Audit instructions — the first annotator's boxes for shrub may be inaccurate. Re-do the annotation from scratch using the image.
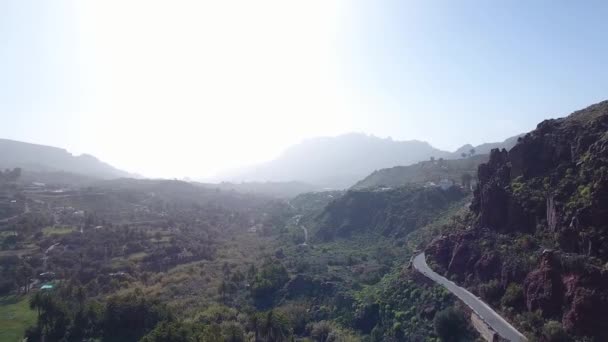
[542,320,570,342]
[501,283,524,310]
[433,307,468,342]
[478,280,503,306]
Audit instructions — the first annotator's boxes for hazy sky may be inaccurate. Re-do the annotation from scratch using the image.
[2,1,608,178]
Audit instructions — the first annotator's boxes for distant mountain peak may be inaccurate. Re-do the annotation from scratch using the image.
[217,132,521,189]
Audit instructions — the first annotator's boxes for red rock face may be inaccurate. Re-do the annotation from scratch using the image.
[425,235,456,272]
[523,252,563,318]
[561,269,608,339]
[471,148,535,233]
[474,252,500,282]
[425,101,608,340]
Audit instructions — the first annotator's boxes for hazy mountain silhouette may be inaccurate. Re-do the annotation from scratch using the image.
[451,134,522,157]
[219,133,521,189]
[0,138,134,179]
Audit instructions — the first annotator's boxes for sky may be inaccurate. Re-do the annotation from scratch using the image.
[2,1,608,178]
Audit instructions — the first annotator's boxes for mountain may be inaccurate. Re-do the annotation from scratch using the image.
[451,134,522,158]
[424,100,608,340]
[351,135,521,190]
[219,133,521,189]
[0,139,134,180]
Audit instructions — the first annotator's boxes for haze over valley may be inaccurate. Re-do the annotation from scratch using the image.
[3,2,608,342]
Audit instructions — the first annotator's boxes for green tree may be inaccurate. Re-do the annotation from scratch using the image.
[101,291,171,342]
[251,260,289,306]
[542,321,570,342]
[16,262,33,294]
[434,307,468,342]
[75,286,86,311]
[261,310,291,342]
[310,321,332,342]
[222,322,245,342]
[501,283,524,310]
[248,313,262,342]
[140,321,192,342]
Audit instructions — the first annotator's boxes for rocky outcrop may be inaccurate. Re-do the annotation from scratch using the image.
[523,251,563,318]
[474,252,501,282]
[522,251,608,340]
[561,271,608,339]
[470,148,534,233]
[425,101,608,340]
[425,231,483,281]
[353,303,380,334]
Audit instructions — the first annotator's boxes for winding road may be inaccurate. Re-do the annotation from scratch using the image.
[413,253,527,342]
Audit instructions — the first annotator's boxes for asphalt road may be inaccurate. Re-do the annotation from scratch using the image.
[413,253,527,342]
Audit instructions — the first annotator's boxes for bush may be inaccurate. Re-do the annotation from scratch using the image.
[478,280,503,306]
[140,321,192,342]
[542,321,570,342]
[433,307,468,342]
[309,321,332,342]
[251,259,289,305]
[501,283,524,310]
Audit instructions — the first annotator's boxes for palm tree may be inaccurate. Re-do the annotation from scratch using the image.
[16,264,33,294]
[262,310,290,342]
[218,280,227,304]
[29,292,44,320]
[248,313,261,342]
[76,286,86,311]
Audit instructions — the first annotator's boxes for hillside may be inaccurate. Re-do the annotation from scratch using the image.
[425,100,608,341]
[314,186,467,240]
[196,181,319,199]
[352,154,487,190]
[0,139,133,180]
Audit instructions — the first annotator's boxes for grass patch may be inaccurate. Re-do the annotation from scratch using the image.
[0,295,36,342]
[42,226,74,236]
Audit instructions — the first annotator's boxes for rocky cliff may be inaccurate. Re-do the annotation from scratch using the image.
[425,100,608,340]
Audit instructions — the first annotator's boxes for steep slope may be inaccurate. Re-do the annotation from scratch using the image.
[425,100,608,341]
[0,139,133,179]
[314,186,467,240]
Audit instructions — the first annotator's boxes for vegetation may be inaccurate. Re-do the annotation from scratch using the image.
[1,167,475,341]
[352,155,485,190]
[433,307,471,342]
[0,295,37,342]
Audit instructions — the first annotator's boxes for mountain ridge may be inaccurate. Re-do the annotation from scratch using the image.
[0,138,135,180]
[219,132,522,189]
